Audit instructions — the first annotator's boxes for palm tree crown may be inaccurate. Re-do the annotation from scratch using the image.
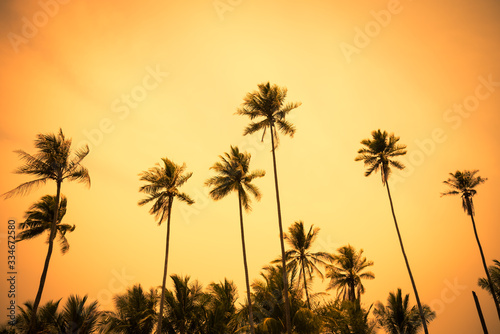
[138,157,194,224]
[282,221,333,308]
[326,245,375,302]
[18,195,74,254]
[236,82,301,147]
[374,289,436,334]
[205,146,265,211]
[354,129,407,185]
[3,128,90,199]
[441,169,487,216]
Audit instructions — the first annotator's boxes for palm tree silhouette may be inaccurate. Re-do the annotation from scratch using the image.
[374,289,436,334]
[237,82,301,334]
[205,146,265,333]
[18,195,74,253]
[138,158,195,334]
[99,284,157,333]
[442,170,500,319]
[60,295,100,334]
[326,245,374,302]
[206,279,239,333]
[355,129,429,334]
[162,275,207,334]
[2,129,90,333]
[478,260,500,303]
[281,221,333,308]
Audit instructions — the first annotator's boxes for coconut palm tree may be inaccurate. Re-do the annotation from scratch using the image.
[442,170,500,319]
[99,284,157,334]
[279,221,333,309]
[2,128,90,333]
[17,195,74,253]
[326,245,375,302]
[249,264,320,334]
[319,299,377,334]
[478,260,500,302]
[374,289,436,334]
[138,158,194,334]
[355,129,429,334]
[205,146,265,333]
[206,279,239,333]
[59,295,100,334]
[162,275,208,334]
[237,82,301,334]
[16,299,63,333]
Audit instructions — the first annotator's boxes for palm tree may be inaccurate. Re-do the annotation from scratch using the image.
[237,82,301,334]
[2,129,90,333]
[99,284,157,334]
[206,279,239,333]
[249,264,320,334]
[16,299,63,333]
[279,221,332,309]
[319,299,377,334]
[478,260,500,302]
[138,158,194,334]
[18,195,74,253]
[326,245,375,302]
[355,129,429,334]
[374,289,436,334]
[205,146,265,333]
[162,275,208,334]
[442,170,500,319]
[60,295,100,334]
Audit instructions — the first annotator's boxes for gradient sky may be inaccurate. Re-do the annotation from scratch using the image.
[1,1,500,332]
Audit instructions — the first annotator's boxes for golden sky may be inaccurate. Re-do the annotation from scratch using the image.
[1,0,500,332]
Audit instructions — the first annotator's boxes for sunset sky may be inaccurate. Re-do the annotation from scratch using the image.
[1,0,500,332]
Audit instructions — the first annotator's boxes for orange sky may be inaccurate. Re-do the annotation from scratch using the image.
[1,0,499,332]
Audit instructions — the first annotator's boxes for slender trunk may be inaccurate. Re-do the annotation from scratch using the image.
[157,197,173,334]
[238,191,256,334]
[472,291,489,334]
[269,124,292,334]
[470,213,500,320]
[301,263,311,309]
[385,182,429,334]
[29,181,61,334]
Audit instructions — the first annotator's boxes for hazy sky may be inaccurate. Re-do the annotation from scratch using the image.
[1,1,499,332]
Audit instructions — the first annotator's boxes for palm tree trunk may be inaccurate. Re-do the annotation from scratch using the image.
[301,264,311,309]
[269,124,292,334]
[238,192,256,334]
[157,197,173,334]
[385,182,429,334]
[29,181,61,334]
[470,214,500,320]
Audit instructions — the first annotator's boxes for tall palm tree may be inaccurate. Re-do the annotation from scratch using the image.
[99,284,157,334]
[18,195,74,253]
[442,170,500,319]
[374,289,436,334]
[478,260,500,302]
[205,146,265,333]
[2,128,90,333]
[138,158,194,334]
[326,245,375,302]
[237,82,301,334]
[355,129,429,334]
[280,221,333,309]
